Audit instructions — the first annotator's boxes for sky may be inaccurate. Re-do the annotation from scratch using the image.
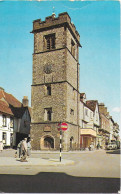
[0,1,120,127]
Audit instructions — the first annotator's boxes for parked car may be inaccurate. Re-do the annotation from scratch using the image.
[116,141,120,149]
[106,142,117,150]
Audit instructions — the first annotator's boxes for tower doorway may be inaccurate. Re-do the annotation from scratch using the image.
[43,136,54,149]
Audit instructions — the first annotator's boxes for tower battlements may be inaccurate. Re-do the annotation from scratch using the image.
[32,12,80,45]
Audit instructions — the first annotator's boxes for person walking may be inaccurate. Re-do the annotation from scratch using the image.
[17,141,22,158]
[97,142,100,150]
[0,141,4,152]
[21,138,28,162]
[27,140,31,157]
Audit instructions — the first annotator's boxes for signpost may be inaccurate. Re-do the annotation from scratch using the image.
[58,122,68,162]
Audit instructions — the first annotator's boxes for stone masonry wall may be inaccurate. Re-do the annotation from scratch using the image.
[31,82,67,123]
[66,83,78,125]
[31,123,60,150]
[32,49,66,85]
[31,123,79,150]
[31,13,81,150]
[34,26,66,53]
[63,123,79,151]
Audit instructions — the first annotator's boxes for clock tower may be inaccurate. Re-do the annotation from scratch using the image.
[31,12,81,150]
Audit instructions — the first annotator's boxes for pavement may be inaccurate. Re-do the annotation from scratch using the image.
[0,157,75,166]
[0,149,100,167]
[0,148,119,167]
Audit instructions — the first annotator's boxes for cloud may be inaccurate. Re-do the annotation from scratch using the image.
[112,107,121,113]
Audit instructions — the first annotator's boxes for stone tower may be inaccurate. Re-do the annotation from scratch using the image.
[31,12,81,150]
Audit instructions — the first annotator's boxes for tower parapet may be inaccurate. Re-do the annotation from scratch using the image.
[32,12,81,47]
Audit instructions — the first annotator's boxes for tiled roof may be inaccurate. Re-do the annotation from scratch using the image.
[86,100,98,112]
[0,90,22,107]
[10,106,27,118]
[0,90,31,118]
[0,100,13,116]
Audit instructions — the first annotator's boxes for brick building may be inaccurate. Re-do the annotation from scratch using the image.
[31,12,82,150]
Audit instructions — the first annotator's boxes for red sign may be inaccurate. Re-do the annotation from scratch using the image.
[58,123,68,131]
[58,123,61,131]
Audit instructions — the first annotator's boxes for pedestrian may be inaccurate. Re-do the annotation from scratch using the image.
[0,141,4,152]
[89,142,94,151]
[17,141,22,158]
[97,142,100,150]
[27,140,31,157]
[20,138,28,162]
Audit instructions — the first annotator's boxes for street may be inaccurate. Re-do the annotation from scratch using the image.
[0,149,120,193]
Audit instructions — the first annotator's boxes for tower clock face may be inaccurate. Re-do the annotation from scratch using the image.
[44,64,52,74]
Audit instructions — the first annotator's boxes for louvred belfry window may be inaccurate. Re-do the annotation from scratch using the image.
[44,34,55,50]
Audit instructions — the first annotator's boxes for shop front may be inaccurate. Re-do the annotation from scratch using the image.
[80,128,96,149]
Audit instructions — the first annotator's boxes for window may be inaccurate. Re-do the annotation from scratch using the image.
[47,85,51,96]
[96,112,98,121]
[2,132,6,144]
[85,109,88,116]
[71,39,75,57]
[3,115,7,127]
[44,85,51,96]
[44,34,55,50]
[44,108,52,121]
[24,120,27,127]
[10,117,14,128]
[70,109,74,115]
[90,112,93,119]
[73,88,75,100]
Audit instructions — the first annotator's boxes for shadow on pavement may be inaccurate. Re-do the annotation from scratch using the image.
[0,172,120,193]
[106,149,120,155]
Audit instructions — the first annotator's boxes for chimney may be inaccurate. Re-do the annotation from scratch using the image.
[22,96,29,107]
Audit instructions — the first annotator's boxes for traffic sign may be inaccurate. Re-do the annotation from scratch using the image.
[58,122,68,131]
[61,122,68,131]
[58,123,61,131]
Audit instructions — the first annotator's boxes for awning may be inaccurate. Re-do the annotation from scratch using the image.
[80,128,96,137]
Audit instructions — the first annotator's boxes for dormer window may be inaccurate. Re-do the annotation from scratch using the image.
[44,34,55,50]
